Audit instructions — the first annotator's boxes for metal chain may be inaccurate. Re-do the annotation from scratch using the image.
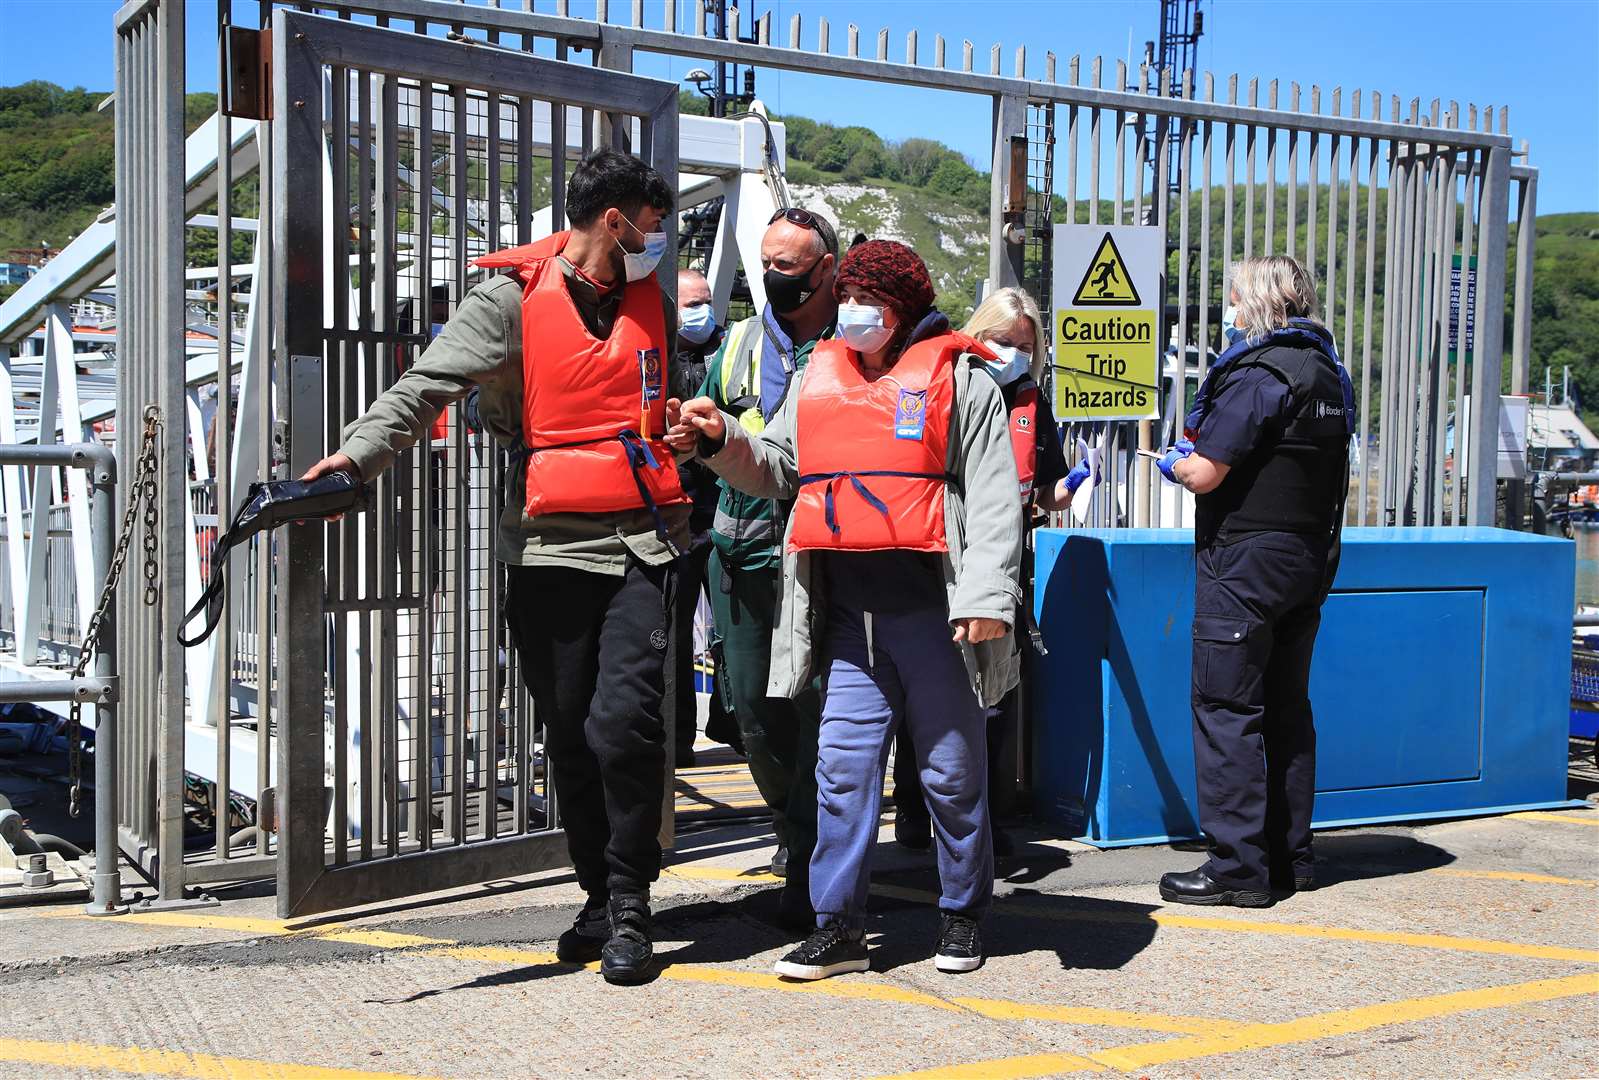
[67,406,163,818]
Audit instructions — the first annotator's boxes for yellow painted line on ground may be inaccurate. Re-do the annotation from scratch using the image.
[992,897,1599,965]
[1430,867,1598,888]
[314,929,448,949]
[1089,971,1599,1071]
[664,865,783,884]
[1139,909,1599,965]
[876,973,1599,1080]
[874,1052,1106,1080]
[105,912,295,936]
[1508,811,1599,828]
[64,911,449,952]
[0,1037,443,1080]
[950,999,1248,1035]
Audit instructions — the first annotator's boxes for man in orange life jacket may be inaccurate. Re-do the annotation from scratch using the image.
[302,149,686,986]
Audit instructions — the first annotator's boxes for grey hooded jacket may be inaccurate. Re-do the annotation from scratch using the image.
[702,351,1025,707]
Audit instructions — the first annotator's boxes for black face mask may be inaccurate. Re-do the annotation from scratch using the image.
[763,256,825,315]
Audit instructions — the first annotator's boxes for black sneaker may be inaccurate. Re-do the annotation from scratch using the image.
[935,912,984,973]
[773,920,869,981]
[554,898,609,964]
[599,894,654,985]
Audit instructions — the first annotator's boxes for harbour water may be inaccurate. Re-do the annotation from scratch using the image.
[1568,527,1599,607]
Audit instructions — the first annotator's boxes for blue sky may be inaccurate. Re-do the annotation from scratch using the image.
[2,0,1595,214]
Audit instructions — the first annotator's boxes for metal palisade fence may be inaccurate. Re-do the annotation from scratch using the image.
[97,0,1533,915]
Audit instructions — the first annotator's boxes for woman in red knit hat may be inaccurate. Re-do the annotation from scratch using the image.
[667,240,1024,979]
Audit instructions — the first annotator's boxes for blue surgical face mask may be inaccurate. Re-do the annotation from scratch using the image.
[679,302,717,345]
[1221,304,1246,347]
[982,344,1031,385]
[615,215,669,282]
[837,302,894,354]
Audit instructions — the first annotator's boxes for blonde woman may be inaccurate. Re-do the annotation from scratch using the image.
[891,287,1089,857]
[1157,255,1354,908]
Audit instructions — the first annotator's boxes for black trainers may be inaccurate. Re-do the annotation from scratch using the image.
[555,898,610,964]
[599,894,654,985]
[935,912,984,973]
[773,920,869,981]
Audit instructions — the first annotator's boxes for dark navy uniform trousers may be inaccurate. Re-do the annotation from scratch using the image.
[1191,531,1333,890]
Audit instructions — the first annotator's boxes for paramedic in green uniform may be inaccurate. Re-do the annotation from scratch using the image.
[699,207,838,927]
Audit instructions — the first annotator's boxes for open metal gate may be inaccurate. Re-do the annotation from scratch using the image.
[272,10,679,917]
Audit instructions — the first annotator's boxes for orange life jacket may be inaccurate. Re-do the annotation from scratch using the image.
[473,233,686,536]
[1008,379,1040,506]
[788,331,994,553]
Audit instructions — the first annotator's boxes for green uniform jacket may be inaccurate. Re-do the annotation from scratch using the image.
[696,314,830,573]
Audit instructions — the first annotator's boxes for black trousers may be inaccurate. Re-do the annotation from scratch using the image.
[505,559,674,899]
[1191,531,1332,890]
[672,542,712,761]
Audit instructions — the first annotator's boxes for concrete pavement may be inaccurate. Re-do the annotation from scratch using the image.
[1,754,1596,1079]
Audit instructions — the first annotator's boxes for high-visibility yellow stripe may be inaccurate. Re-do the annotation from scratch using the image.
[1089,971,1599,1070]
[876,973,1599,1080]
[664,865,783,884]
[991,897,1599,965]
[949,999,1249,1035]
[109,912,294,935]
[314,929,448,949]
[1508,811,1599,828]
[1430,867,1598,887]
[0,1037,443,1080]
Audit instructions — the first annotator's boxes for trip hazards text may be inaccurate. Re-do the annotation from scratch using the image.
[1053,308,1160,420]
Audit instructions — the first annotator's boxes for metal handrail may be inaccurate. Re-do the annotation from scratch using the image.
[0,441,125,915]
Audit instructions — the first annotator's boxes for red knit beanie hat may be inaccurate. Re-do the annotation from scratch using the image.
[833,240,936,327]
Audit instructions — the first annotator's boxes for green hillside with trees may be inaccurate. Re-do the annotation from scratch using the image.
[4,80,1594,427]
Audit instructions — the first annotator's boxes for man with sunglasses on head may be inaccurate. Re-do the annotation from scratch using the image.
[302,149,684,986]
[694,206,839,929]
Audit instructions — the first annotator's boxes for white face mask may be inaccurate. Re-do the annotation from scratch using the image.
[837,302,894,354]
[982,344,1032,385]
[679,302,717,345]
[615,215,669,282]
[1221,304,1246,347]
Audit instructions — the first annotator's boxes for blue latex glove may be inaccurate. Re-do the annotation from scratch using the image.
[1157,438,1195,484]
[1064,459,1092,495]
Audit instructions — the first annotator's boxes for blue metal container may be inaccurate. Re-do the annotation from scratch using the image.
[1032,527,1581,846]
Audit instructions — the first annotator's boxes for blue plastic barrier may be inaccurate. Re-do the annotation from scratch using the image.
[1032,527,1580,846]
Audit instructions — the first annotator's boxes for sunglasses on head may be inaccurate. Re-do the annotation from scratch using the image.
[768,208,835,253]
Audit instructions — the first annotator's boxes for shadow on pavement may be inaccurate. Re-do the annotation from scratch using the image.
[1304,832,1456,886]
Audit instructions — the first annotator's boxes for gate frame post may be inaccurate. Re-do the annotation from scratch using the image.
[989,93,1028,293]
[273,12,333,918]
[1466,143,1511,527]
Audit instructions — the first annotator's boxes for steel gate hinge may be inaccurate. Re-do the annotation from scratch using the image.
[223,26,273,121]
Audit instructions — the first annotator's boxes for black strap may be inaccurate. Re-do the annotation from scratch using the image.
[177,472,369,646]
[177,523,243,648]
[798,469,955,537]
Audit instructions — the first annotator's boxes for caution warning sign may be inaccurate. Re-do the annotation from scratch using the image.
[1070,232,1142,306]
[1051,224,1163,420]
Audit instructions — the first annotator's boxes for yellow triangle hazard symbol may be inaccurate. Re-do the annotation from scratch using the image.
[1071,232,1141,306]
